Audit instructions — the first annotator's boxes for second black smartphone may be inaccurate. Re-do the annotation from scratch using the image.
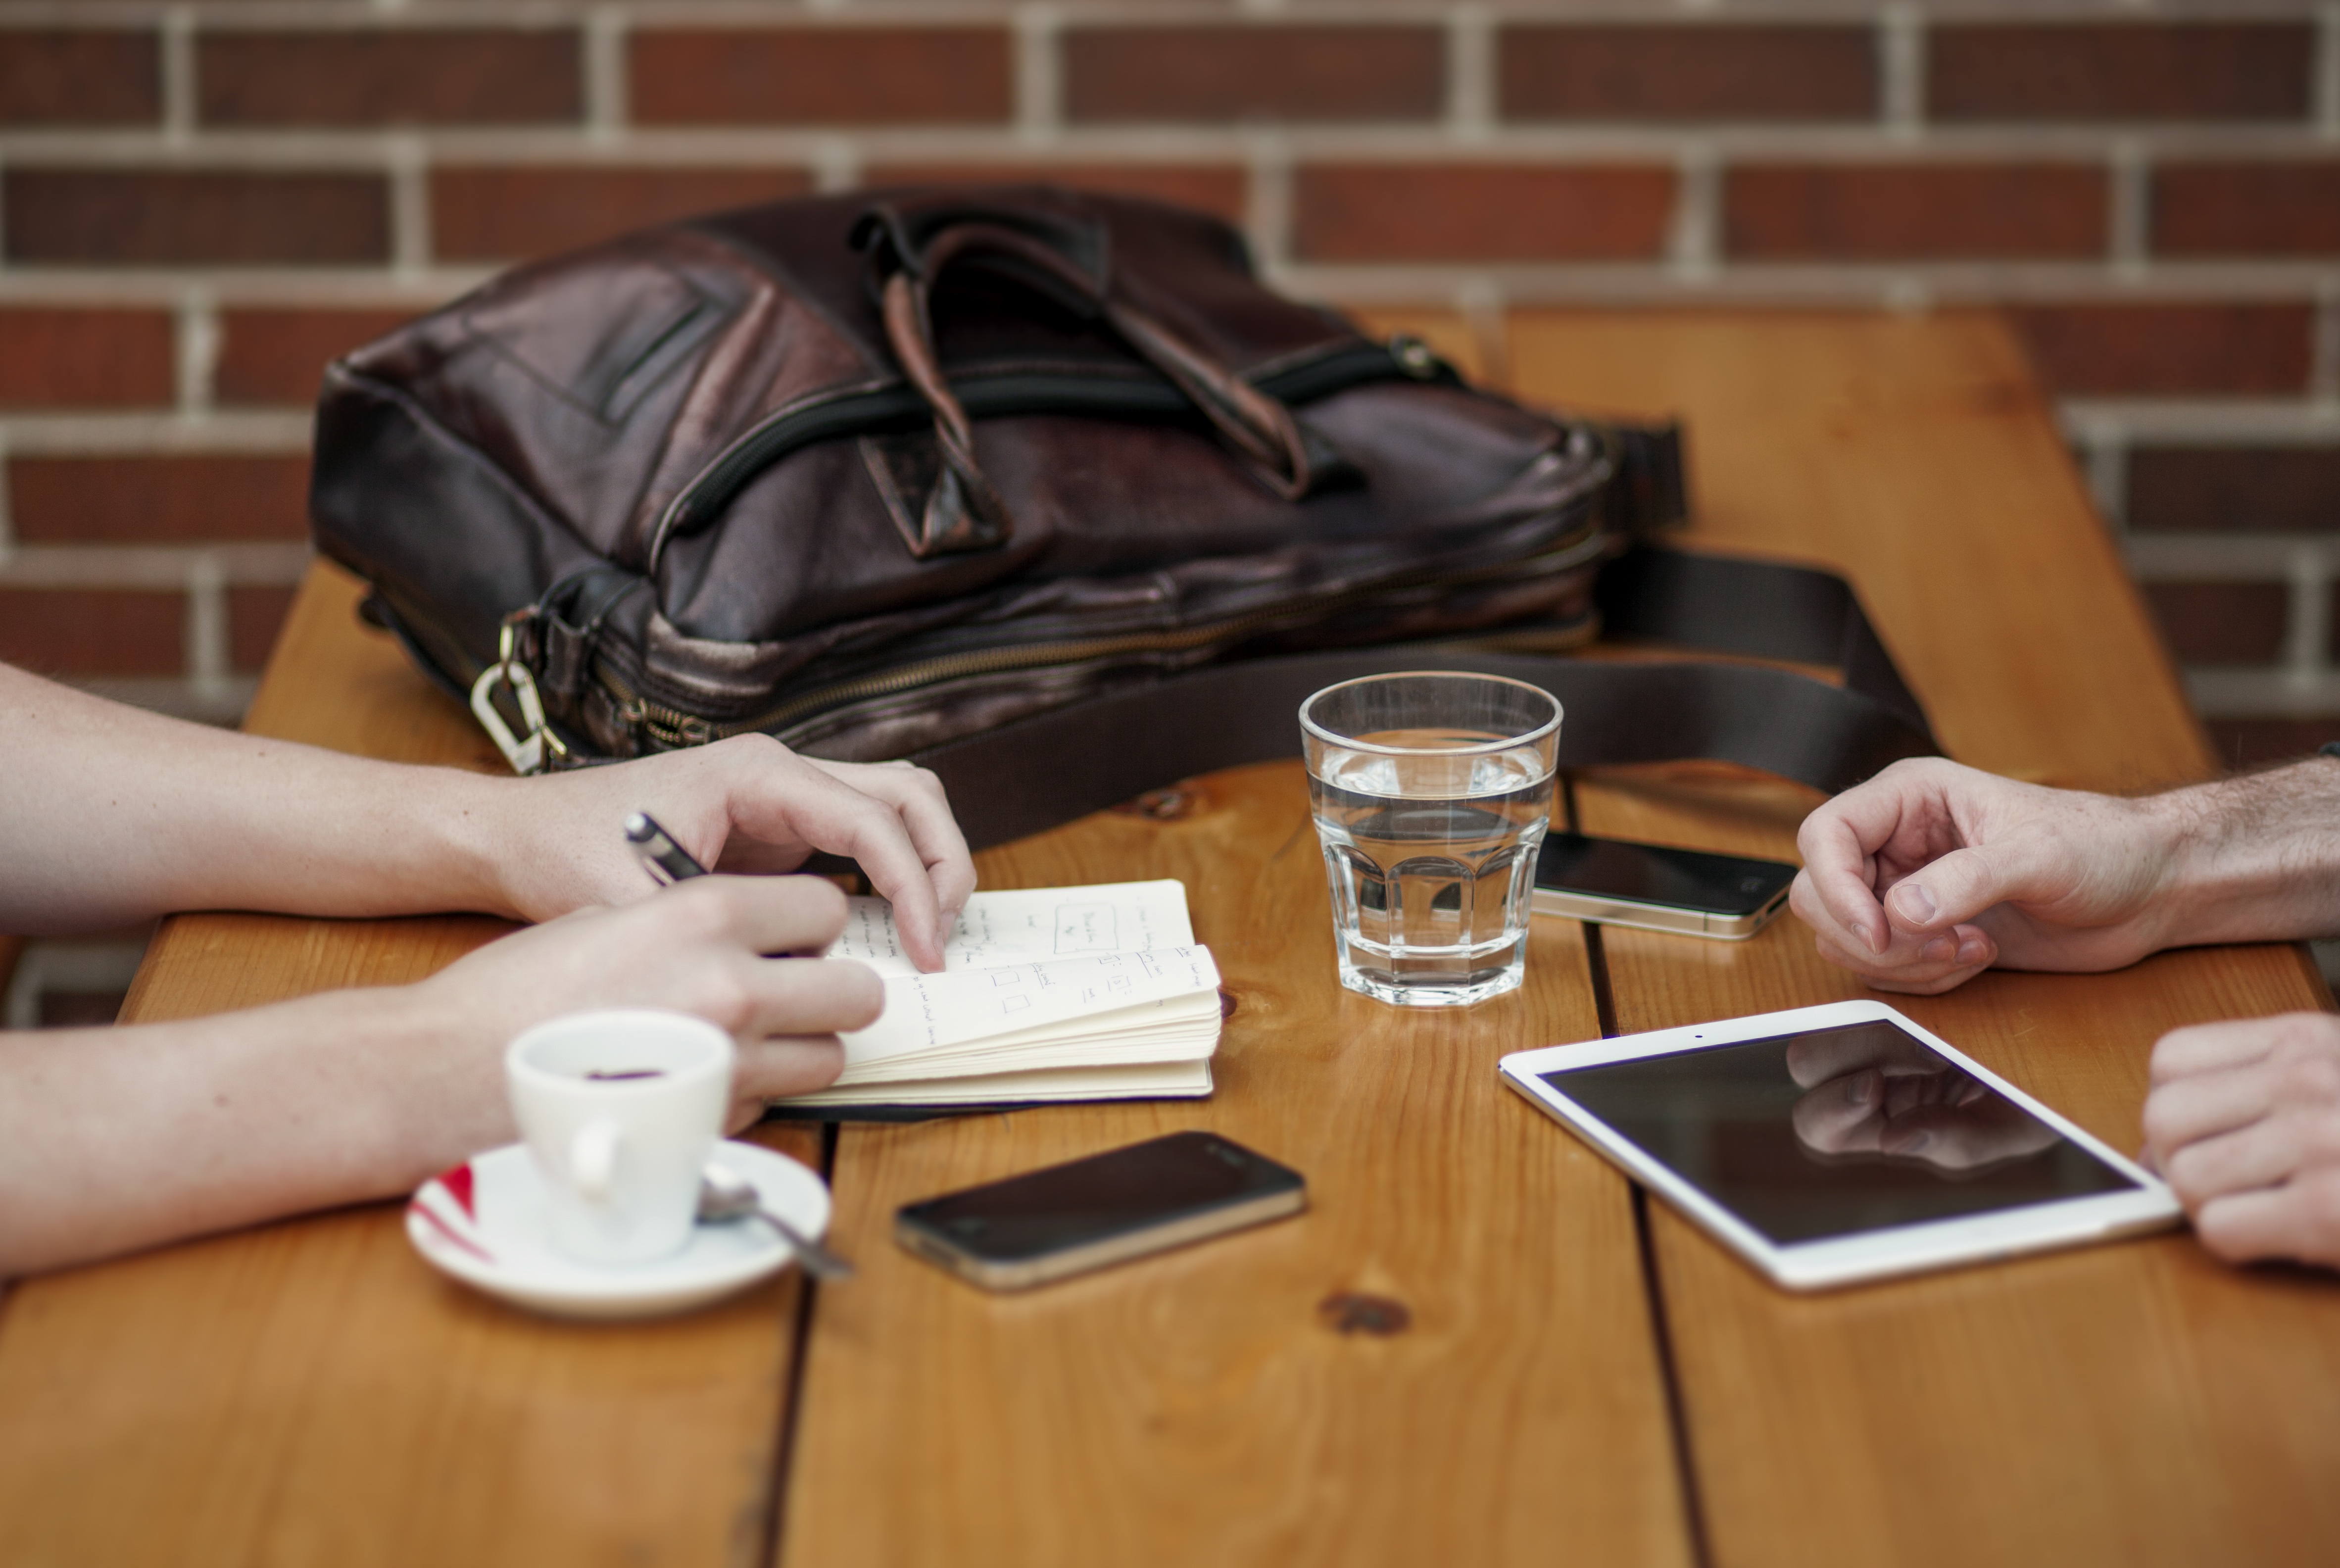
[1532,832,1798,939]
[895,1131,1307,1291]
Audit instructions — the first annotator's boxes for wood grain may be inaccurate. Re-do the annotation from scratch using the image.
[782,763,1694,1568]
[1510,311,2340,1568]
[0,561,822,1568]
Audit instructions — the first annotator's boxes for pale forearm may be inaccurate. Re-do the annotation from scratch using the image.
[2152,759,2340,949]
[0,984,501,1276]
[0,665,514,932]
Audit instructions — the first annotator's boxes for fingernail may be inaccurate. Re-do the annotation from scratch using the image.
[1900,1132,1932,1154]
[1846,1074,1873,1106]
[1920,936,1956,965]
[1956,936,1989,965]
[936,909,961,948]
[1891,882,1938,925]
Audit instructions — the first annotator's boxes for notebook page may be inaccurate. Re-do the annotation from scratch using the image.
[829,880,1195,977]
[841,946,1221,1066]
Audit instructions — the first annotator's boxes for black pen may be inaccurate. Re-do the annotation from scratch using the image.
[626,811,708,885]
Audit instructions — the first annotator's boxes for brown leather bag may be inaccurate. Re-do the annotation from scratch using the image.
[310,186,1932,844]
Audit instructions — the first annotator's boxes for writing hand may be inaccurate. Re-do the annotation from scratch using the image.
[482,735,975,972]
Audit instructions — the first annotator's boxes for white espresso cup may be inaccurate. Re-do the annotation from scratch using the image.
[505,1010,735,1267]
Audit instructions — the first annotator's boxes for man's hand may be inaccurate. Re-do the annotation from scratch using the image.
[2144,1013,2340,1271]
[478,735,975,971]
[1790,758,2184,994]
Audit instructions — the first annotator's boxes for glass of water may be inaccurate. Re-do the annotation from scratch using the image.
[1300,672,1561,1007]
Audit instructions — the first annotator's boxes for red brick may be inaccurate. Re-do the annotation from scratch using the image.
[2154,162,2340,258]
[1293,164,1674,262]
[2207,719,2340,770]
[2127,447,2340,535]
[431,166,813,263]
[2141,582,2288,665]
[0,308,175,408]
[1724,163,2105,260]
[2004,303,2314,397]
[631,29,1010,126]
[217,308,419,406]
[0,588,184,676]
[1065,26,1441,123]
[1501,25,1873,122]
[1930,24,2312,123]
[4,170,390,266]
[229,584,299,673]
[10,456,311,545]
[0,30,159,124]
[198,29,580,127]
[861,164,1249,226]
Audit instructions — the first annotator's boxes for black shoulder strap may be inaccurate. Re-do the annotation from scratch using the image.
[910,548,1938,852]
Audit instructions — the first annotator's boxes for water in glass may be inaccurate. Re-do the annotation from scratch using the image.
[1309,729,1555,1006]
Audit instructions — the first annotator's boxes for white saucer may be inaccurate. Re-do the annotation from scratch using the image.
[405,1138,833,1320]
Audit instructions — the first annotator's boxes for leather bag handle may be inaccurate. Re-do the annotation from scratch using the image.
[855,197,1322,558]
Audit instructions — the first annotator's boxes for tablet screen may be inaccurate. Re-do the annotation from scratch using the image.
[1540,1020,2141,1244]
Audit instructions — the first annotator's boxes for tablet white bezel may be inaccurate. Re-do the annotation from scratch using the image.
[1498,998,2183,1291]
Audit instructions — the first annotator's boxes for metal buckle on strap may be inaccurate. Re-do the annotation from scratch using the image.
[469,613,570,775]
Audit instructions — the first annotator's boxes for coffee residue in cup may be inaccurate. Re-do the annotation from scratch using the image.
[584,1069,666,1081]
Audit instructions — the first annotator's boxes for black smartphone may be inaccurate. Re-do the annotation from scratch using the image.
[1533,832,1798,940]
[895,1131,1307,1291]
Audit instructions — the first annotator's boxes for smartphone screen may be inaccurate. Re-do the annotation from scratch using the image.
[1536,833,1796,917]
[896,1131,1306,1288]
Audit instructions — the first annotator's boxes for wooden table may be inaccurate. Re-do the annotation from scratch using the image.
[2,312,2334,1568]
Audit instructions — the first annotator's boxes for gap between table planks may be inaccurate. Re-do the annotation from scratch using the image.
[0,563,823,1568]
[1510,311,2340,1568]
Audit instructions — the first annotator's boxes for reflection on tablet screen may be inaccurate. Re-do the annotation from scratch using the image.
[1541,1021,2139,1244]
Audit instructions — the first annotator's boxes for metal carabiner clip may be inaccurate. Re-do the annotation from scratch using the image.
[469,613,568,775]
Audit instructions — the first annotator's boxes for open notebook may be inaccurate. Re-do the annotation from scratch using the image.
[772,880,1220,1110]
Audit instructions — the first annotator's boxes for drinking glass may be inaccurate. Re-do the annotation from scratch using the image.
[1301,672,1561,1006]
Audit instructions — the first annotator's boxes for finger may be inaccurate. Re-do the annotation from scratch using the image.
[2192,1173,2340,1269]
[1809,929,1992,995]
[733,769,951,971]
[1878,1100,2058,1170]
[1791,1070,1886,1153]
[731,954,884,1040]
[2161,1115,2305,1206]
[672,875,850,958]
[2150,1013,2329,1085]
[2141,1062,2281,1157]
[812,759,976,940]
[1880,843,2027,939]
[1785,1022,1940,1087]
[1793,817,1894,955]
[733,1034,849,1102]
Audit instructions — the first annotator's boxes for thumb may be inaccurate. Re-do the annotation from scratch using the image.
[1883,845,2020,937]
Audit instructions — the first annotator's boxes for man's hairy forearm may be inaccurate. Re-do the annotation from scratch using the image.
[0,664,513,932]
[2153,758,2340,948]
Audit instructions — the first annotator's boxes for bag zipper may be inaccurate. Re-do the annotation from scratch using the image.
[593,525,1612,750]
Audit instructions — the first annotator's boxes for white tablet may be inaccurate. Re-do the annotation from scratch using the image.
[1499,1000,2182,1290]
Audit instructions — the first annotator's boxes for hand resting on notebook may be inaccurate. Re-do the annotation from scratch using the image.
[1792,753,2340,1270]
[0,662,973,1276]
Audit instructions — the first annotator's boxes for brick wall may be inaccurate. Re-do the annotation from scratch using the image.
[0,0,2333,764]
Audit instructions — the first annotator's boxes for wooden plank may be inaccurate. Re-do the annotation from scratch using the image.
[782,761,1695,1568]
[1509,311,2340,1568]
[0,561,822,1568]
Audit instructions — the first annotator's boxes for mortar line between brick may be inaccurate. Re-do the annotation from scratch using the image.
[0,427,13,562]
[1014,3,1062,145]
[1247,130,1292,281]
[2287,544,2332,688]
[161,6,196,147]
[1447,5,1493,145]
[175,286,220,418]
[1879,2,1924,140]
[388,134,431,277]
[584,5,629,143]
[2108,138,2149,279]
[2312,277,2340,404]
[186,551,230,697]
